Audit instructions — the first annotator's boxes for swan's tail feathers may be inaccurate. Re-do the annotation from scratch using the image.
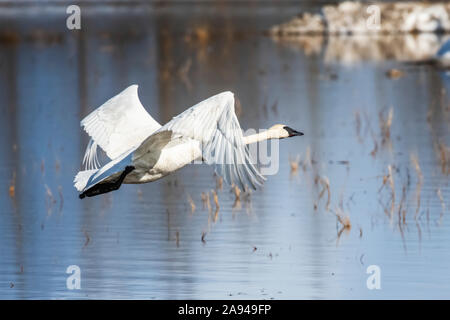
[75,149,135,198]
[74,169,98,192]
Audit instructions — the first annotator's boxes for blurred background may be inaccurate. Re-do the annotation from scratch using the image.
[0,0,449,299]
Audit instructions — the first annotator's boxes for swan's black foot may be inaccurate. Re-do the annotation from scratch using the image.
[79,166,135,199]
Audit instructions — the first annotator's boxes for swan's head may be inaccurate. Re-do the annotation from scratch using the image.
[269,124,304,139]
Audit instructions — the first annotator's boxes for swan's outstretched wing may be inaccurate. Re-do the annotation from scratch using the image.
[80,85,161,169]
[152,91,265,190]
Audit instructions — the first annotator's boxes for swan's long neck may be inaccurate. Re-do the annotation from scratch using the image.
[243,130,278,145]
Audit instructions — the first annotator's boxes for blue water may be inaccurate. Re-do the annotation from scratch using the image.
[0,2,449,299]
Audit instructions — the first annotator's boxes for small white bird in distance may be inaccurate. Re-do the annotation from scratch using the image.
[74,85,304,198]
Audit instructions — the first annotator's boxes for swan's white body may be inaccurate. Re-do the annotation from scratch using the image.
[74,85,302,197]
[129,136,202,184]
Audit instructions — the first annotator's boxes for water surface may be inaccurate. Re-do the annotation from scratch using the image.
[0,2,449,299]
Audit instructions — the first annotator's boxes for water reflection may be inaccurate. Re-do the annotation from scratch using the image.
[0,3,449,299]
[272,33,450,64]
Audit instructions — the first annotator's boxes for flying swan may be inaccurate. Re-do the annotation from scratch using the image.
[74,85,303,198]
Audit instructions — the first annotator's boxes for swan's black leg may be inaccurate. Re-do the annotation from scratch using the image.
[79,166,135,199]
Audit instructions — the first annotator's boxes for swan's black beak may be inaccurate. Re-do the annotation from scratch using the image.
[284,126,304,137]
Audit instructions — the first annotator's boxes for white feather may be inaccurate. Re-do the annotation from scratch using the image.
[146,91,266,190]
[73,169,98,192]
[80,84,161,169]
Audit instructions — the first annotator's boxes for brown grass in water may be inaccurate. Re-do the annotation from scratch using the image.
[379,108,393,145]
[201,192,212,214]
[437,189,446,223]
[231,184,243,211]
[193,26,210,44]
[395,185,408,252]
[178,58,192,91]
[58,186,64,214]
[9,171,15,198]
[83,230,90,248]
[354,110,363,143]
[289,154,300,173]
[437,142,449,175]
[213,207,219,223]
[271,100,279,115]
[398,185,407,225]
[212,189,220,210]
[201,231,207,244]
[370,136,379,157]
[9,185,15,198]
[235,98,243,117]
[232,184,241,201]
[44,184,56,216]
[319,176,331,211]
[410,154,423,219]
[215,175,223,191]
[187,193,196,214]
[55,159,61,173]
[210,190,219,223]
[386,69,404,79]
[233,185,241,201]
[360,110,380,157]
[302,147,312,171]
[379,165,395,220]
[336,210,351,230]
[388,165,396,220]
[335,207,351,245]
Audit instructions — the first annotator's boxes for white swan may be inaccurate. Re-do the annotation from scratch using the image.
[74,85,303,198]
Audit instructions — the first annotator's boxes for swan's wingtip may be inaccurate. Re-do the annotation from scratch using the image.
[128,84,139,91]
[220,91,234,99]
